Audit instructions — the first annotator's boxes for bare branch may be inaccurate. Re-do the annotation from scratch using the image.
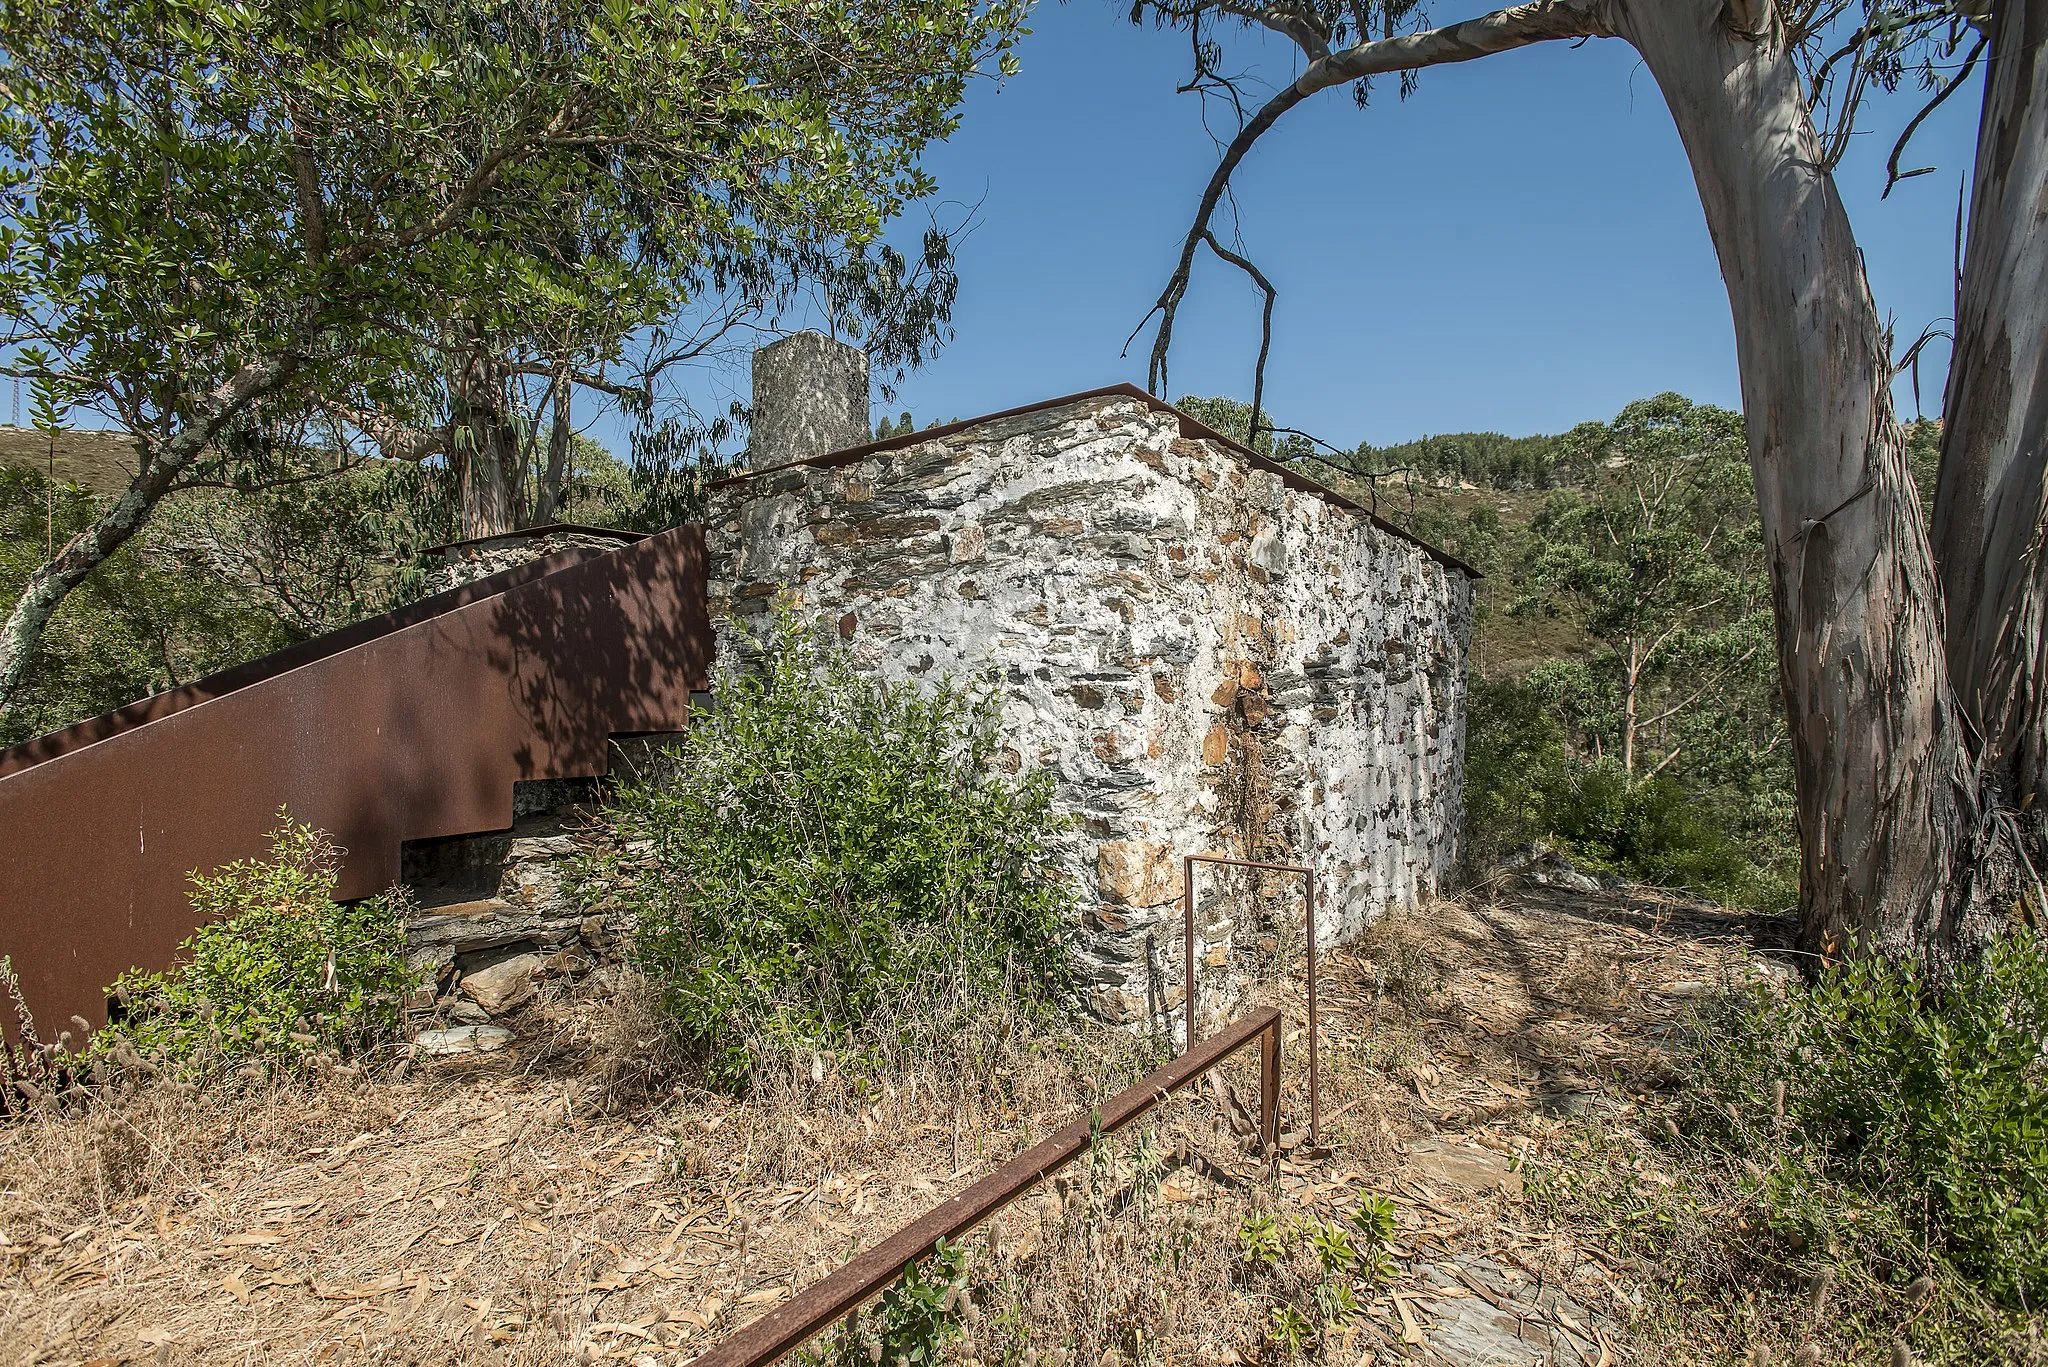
[1124,80,1308,394]
[1200,230,1277,446]
[1130,0,1616,393]
[1884,32,1986,197]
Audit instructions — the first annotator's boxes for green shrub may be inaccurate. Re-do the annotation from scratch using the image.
[1463,675,1795,907]
[598,612,1075,1086]
[1682,932,2048,1310]
[101,815,413,1070]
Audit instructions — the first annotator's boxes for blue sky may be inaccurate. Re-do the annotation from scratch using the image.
[16,4,1975,458]
[804,2,1980,452]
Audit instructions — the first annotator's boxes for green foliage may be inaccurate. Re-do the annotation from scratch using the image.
[1530,938,2048,1360]
[0,0,1022,421]
[0,465,293,744]
[1306,1218,1358,1275]
[799,1240,971,1367]
[1351,1194,1397,1249]
[599,611,1075,1085]
[1267,1303,1313,1354]
[99,815,414,1070]
[869,1239,970,1366]
[1237,1210,1285,1268]
[1443,394,1794,904]
[0,0,1023,711]
[1903,417,1943,514]
[1464,674,1795,906]
[1682,933,2048,1308]
[1515,394,1773,777]
[1354,427,1576,491]
[1231,1188,1402,1357]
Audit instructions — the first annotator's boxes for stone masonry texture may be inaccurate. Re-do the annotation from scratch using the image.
[703,393,1473,1033]
[748,330,870,469]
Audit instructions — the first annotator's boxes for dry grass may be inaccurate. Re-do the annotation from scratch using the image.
[1,883,1877,1366]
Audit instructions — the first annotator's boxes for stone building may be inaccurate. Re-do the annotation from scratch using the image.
[702,333,1476,1029]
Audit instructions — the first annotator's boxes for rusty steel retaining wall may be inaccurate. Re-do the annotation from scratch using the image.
[0,525,711,1038]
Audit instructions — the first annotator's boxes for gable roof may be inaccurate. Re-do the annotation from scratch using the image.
[712,383,1481,579]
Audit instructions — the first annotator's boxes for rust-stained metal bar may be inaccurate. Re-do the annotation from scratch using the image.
[685,1005,1284,1367]
[0,526,712,1039]
[1182,853,1320,1147]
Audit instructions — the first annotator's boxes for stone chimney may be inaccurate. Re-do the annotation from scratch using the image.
[748,331,869,470]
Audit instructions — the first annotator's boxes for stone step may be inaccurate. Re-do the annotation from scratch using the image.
[406,897,586,970]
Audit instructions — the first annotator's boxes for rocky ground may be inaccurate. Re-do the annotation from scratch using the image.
[0,878,1783,1366]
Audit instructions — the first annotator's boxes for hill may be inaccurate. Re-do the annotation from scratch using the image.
[0,426,139,498]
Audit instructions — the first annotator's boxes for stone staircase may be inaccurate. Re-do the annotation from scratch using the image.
[399,779,615,1039]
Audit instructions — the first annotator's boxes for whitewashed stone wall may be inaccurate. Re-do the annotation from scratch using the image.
[703,393,1473,1033]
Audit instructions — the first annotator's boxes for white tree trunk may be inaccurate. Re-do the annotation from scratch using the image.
[1935,0,2048,859]
[1620,0,2018,957]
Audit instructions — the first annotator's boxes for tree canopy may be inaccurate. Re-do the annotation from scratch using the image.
[0,0,1025,719]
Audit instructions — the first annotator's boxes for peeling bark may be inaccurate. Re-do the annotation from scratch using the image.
[1935,0,2048,858]
[449,343,523,540]
[1620,0,2021,957]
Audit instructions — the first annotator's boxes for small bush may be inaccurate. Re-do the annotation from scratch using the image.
[100,815,413,1070]
[804,1238,972,1367]
[1680,933,2048,1310]
[598,612,1075,1086]
[1463,676,1795,907]
[1541,935,2048,1358]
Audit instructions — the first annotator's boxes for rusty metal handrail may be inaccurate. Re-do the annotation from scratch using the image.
[684,1005,1283,1367]
[1182,853,1321,1147]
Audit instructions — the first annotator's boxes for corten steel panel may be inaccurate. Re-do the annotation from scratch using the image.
[0,526,710,1040]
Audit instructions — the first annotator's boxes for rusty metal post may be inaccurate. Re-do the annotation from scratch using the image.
[1181,853,1320,1149]
[1306,874,1319,1148]
[1259,1013,1281,1159]
[1182,854,1197,1053]
[685,1006,1284,1367]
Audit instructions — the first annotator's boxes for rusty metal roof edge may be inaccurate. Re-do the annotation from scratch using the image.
[709,382,1482,580]
[418,521,648,557]
[0,530,684,781]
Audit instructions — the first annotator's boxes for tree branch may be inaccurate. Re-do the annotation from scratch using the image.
[1130,0,1616,393]
[0,355,300,713]
[1201,230,1277,446]
[335,99,584,269]
[1137,0,1332,61]
[1884,32,1986,198]
[323,401,447,463]
[289,139,327,266]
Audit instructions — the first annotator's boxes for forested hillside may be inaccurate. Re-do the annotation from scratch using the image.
[0,438,661,747]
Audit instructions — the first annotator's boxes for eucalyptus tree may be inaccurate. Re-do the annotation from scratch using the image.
[1128,0,2046,962]
[1518,396,1772,781]
[341,207,973,539]
[0,0,1022,718]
